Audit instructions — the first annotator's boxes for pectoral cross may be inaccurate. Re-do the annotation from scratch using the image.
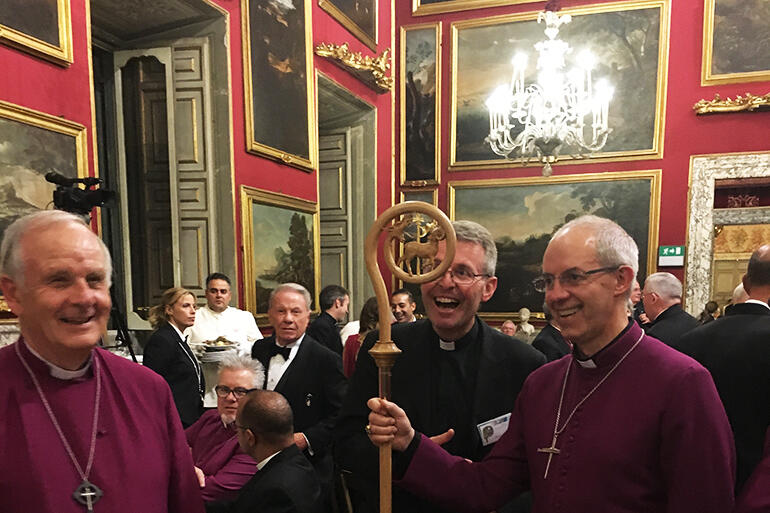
[74,480,103,512]
[537,434,561,479]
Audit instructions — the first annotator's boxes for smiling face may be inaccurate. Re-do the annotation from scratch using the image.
[167,293,196,331]
[1,222,111,370]
[391,293,416,323]
[421,240,497,341]
[217,368,256,424]
[268,289,310,346]
[206,279,232,313]
[542,225,630,355]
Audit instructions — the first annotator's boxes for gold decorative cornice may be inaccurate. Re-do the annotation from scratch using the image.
[694,92,770,114]
[315,43,392,94]
[0,297,10,313]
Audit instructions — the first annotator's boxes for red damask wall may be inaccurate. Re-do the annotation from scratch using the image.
[395,0,770,282]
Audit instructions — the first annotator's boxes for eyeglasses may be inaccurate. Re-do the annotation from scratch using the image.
[532,266,620,293]
[422,261,489,285]
[214,385,256,399]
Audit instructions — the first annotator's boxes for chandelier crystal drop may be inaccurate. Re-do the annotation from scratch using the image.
[485,10,614,176]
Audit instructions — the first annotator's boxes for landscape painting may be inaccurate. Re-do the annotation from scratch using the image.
[0,0,73,64]
[449,171,660,317]
[451,0,667,168]
[240,187,320,322]
[401,23,440,185]
[318,0,377,50]
[242,0,315,170]
[702,0,770,84]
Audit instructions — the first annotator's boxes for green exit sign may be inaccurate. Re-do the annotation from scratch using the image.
[658,246,685,266]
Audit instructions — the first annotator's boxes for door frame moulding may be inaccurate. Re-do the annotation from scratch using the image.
[685,151,770,314]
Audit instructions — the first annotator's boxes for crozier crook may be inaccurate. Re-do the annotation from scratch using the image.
[364,202,456,513]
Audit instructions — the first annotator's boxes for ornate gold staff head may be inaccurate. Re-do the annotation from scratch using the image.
[364,202,456,389]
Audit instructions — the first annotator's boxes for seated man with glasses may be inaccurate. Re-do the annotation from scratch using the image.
[335,220,545,513]
[186,354,265,508]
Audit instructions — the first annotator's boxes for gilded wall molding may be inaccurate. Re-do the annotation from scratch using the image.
[315,42,392,93]
[685,152,770,315]
[693,92,770,114]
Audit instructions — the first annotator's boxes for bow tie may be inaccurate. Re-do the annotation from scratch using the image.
[269,342,291,361]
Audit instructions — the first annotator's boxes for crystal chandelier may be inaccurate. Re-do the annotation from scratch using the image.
[485,10,614,176]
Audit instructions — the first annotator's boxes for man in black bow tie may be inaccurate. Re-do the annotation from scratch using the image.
[251,283,347,511]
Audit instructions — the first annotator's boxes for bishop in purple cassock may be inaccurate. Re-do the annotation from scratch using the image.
[0,210,205,513]
[366,215,736,513]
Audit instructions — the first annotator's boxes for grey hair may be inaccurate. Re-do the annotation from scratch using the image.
[732,282,748,304]
[552,215,639,276]
[452,220,498,276]
[0,210,113,287]
[644,272,683,301]
[217,353,265,389]
[269,283,312,310]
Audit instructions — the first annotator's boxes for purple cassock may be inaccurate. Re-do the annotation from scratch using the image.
[186,409,258,502]
[735,427,770,513]
[0,340,205,513]
[397,321,737,513]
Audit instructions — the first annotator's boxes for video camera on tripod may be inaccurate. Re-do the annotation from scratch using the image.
[45,171,115,216]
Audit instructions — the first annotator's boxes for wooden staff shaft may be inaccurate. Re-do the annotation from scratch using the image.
[364,202,455,513]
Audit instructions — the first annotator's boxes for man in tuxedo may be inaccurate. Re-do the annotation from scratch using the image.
[306,284,349,355]
[228,390,321,513]
[642,272,698,346]
[676,244,770,493]
[251,283,347,505]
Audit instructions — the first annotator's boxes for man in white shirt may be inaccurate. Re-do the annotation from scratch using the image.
[187,273,263,356]
[187,273,263,407]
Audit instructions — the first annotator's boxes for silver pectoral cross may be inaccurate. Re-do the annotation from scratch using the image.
[537,434,561,479]
[74,479,103,512]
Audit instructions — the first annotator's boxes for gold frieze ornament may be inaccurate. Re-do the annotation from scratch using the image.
[314,43,393,94]
[694,92,770,114]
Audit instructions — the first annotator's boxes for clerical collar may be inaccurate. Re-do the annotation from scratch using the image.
[573,319,635,369]
[22,339,93,380]
[437,318,479,352]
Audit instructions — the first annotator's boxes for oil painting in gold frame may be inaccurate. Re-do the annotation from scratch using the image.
[0,0,73,65]
[449,0,669,170]
[400,22,441,186]
[240,186,321,324]
[413,0,538,17]
[241,0,317,171]
[318,0,378,51]
[449,170,661,320]
[0,100,87,318]
[701,0,770,85]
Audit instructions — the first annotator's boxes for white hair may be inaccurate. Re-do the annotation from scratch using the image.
[552,215,639,276]
[0,210,112,287]
[644,272,683,301]
[217,353,265,389]
[269,283,312,310]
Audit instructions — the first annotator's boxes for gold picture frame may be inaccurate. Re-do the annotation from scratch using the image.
[449,0,670,170]
[448,169,661,321]
[241,0,317,171]
[318,0,378,51]
[412,0,538,17]
[701,0,770,85]
[400,22,441,187]
[240,186,321,324]
[0,100,87,318]
[0,0,73,65]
